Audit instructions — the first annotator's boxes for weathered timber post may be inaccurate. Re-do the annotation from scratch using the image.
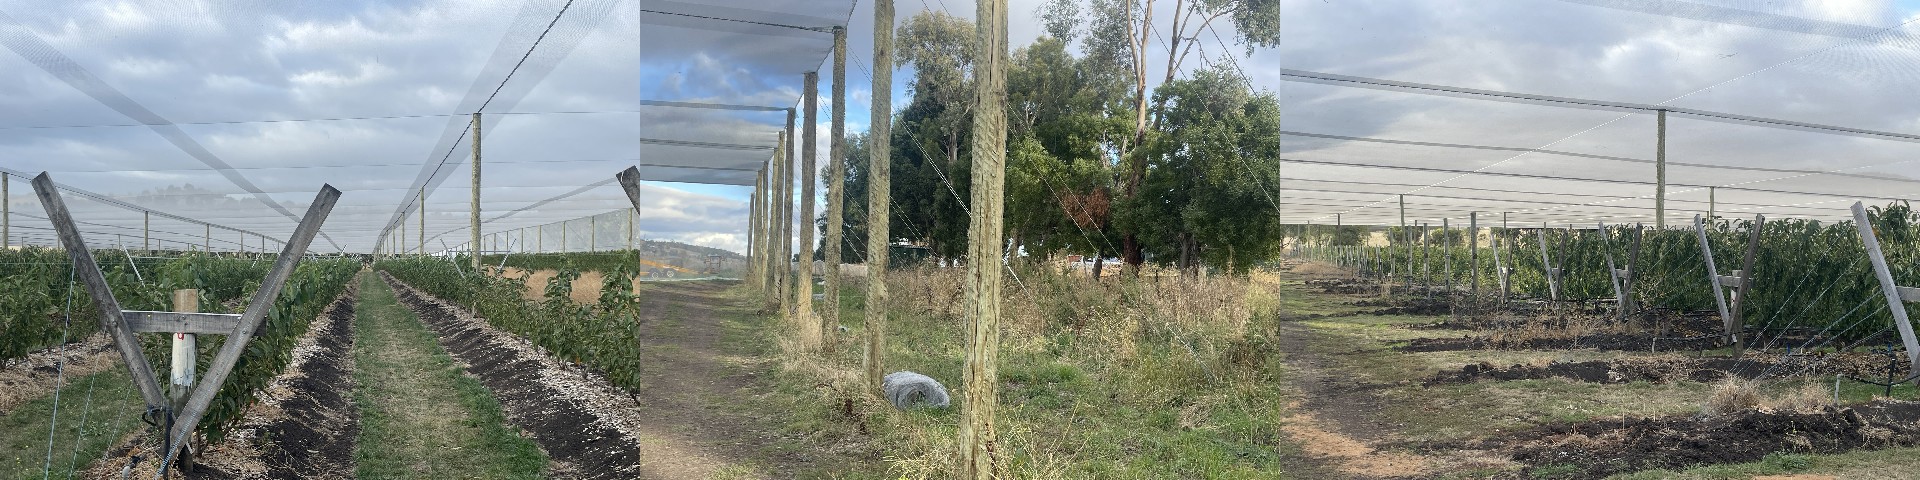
[865,0,895,391]
[1601,222,1642,321]
[590,214,598,252]
[1400,194,1408,292]
[471,112,483,272]
[1655,109,1667,228]
[205,224,211,252]
[1443,218,1454,297]
[753,166,769,290]
[1470,212,1479,302]
[418,189,426,255]
[778,120,794,318]
[1420,223,1431,298]
[1851,202,1920,382]
[958,0,1008,474]
[1492,229,1510,303]
[32,172,339,475]
[1625,224,1642,319]
[1708,186,1716,221]
[1,174,7,248]
[823,25,848,347]
[796,70,821,351]
[1695,214,1764,356]
[169,289,199,409]
[1537,226,1561,301]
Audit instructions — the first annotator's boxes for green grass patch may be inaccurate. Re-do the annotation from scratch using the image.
[0,369,142,479]
[351,272,546,479]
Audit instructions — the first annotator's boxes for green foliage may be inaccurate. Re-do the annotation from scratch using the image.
[0,247,355,442]
[376,256,647,391]
[1308,203,1920,343]
[1121,65,1283,273]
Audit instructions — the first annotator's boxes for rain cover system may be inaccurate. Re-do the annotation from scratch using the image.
[1280,0,1920,228]
[0,0,853,254]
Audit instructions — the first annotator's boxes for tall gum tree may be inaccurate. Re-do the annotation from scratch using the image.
[1039,0,1279,271]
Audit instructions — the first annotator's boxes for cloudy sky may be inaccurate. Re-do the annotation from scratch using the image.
[1280,0,1920,227]
[0,0,1279,255]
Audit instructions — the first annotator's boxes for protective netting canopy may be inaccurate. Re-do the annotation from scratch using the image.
[1280,0,1920,228]
[0,0,855,254]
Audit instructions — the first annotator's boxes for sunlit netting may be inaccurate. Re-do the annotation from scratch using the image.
[0,0,857,255]
[1279,0,1920,228]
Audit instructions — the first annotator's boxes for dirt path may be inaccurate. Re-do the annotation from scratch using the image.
[1275,319,1433,479]
[621,281,807,479]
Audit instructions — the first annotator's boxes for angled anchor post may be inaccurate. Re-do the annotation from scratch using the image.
[1599,222,1644,321]
[1852,202,1920,384]
[32,172,340,475]
[1694,214,1763,356]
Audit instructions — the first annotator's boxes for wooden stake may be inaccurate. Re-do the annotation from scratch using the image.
[169,289,199,408]
[824,25,847,348]
[471,112,483,271]
[1656,109,1667,228]
[797,71,821,351]
[959,0,1007,474]
[865,0,895,391]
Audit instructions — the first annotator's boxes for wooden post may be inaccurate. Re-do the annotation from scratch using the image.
[205,224,211,252]
[1443,218,1453,297]
[1852,202,1920,379]
[418,189,426,255]
[2,174,8,249]
[865,0,895,391]
[752,166,767,289]
[470,112,483,272]
[143,211,149,252]
[627,206,636,251]
[777,125,793,315]
[1469,212,1478,301]
[1420,223,1431,298]
[1537,226,1561,301]
[824,25,847,348]
[959,0,1007,474]
[1708,186,1716,221]
[590,214,598,253]
[1655,109,1667,229]
[169,289,199,409]
[796,70,821,350]
[1492,231,1509,303]
[1732,215,1762,356]
[1625,224,1642,319]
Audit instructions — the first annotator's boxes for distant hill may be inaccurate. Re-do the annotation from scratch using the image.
[635,239,746,276]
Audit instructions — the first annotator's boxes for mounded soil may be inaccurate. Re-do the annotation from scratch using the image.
[1496,401,1920,478]
[1426,354,1900,386]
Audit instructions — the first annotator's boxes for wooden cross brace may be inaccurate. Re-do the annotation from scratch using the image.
[1535,227,1565,301]
[1694,213,1763,357]
[1599,222,1643,321]
[30,172,338,475]
[1851,202,1920,383]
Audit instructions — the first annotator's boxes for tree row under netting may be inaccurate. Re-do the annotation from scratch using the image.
[1288,202,1920,351]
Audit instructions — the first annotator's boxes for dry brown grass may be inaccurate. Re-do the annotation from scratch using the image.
[1703,379,1837,416]
[1703,379,1764,416]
